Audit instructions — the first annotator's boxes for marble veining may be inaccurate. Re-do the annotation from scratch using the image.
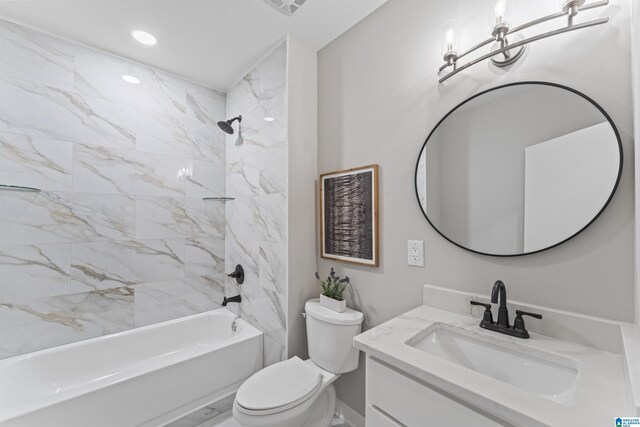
[0,20,75,90]
[0,131,73,192]
[224,40,288,367]
[37,286,134,334]
[135,196,224,240]
[0,19,227,359]
[186,237,225,280]
[186,83,226,125]
[0,191,136,245]
[74,45,187,117]
[136,110,224,163]
[73,144,187,196]
[0,243,70,300]
[185,159,225,199]
[70,239,186,292]
[134,277,224,327]
[0,76,137,150]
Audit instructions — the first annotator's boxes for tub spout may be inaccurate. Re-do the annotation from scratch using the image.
[222,295,241,307]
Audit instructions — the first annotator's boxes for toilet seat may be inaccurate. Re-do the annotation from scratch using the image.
[236,357,323,415]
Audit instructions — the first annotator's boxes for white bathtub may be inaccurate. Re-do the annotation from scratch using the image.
[0,308,263,427]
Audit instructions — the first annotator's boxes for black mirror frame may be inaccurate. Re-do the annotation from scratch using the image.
[414,81,624,257]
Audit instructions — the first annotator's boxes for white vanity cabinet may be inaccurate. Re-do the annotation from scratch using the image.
[365,357,506,427]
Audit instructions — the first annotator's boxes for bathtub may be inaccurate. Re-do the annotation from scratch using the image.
[0,308,263,427]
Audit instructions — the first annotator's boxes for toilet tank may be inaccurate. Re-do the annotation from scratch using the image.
[305,299,364,374]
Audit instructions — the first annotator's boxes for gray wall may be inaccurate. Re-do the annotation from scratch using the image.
[286,36,319,360]
[633,0,640,327]
[317,0,634,415]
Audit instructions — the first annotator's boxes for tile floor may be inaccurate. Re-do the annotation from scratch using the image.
[202,414,349,427]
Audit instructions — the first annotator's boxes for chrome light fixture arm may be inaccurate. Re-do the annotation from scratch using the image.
[438,0,609,83]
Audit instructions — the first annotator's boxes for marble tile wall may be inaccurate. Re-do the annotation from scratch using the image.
[0,19,227,359]
[224,40,288,367]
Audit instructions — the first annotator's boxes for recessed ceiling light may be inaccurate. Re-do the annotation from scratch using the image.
[121,75,140,84]
[131,30,157,46]
[263,117,275,122]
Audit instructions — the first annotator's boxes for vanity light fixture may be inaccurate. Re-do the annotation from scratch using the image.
[489,0,526,67]
[263,116,275,122]
[121,75,140,84]
[438,0,609,83]
[441,21,461,70]
[131,29,157,46]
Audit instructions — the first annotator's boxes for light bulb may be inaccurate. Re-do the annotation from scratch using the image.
[441,21,461,58]
[446,29,455,51]
[495,0,507,24]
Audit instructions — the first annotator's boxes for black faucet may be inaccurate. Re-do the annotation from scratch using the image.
[222,295,242,306]
[469,280,542,339]
[491,280,509,328]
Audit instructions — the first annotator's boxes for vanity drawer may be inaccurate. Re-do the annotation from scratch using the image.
[366,357,505,426]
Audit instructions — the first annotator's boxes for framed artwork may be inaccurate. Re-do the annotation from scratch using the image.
[320,164,379,266]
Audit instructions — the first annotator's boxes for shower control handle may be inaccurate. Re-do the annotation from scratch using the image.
[228,264,245,285]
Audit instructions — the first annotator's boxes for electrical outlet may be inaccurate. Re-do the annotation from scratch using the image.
[407,240,424,267]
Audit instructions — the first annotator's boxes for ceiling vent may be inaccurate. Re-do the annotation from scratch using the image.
[264,0,309,16]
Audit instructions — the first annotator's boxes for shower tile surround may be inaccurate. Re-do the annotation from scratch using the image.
[0,20,228,358]
[224,41,288,367]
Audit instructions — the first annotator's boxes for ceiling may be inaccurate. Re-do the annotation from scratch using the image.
[0,0,387,91]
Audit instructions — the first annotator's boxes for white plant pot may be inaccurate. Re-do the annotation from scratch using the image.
[320,294,346,313]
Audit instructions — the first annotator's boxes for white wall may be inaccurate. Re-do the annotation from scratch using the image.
[317,0,634,415]
[524,122,619,252]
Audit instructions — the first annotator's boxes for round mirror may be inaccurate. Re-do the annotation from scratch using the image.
[415,82,622,257]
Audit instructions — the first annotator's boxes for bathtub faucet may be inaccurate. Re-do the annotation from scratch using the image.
[222,295,242,306]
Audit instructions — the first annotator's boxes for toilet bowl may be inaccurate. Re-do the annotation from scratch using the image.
[233,357,338,427]
[233,299,364,427]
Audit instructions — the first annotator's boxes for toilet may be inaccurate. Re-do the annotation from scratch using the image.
[232,298,364,427]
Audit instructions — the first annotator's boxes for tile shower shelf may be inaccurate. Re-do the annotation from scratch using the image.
[202,197,235,201]
[0,184,41,192]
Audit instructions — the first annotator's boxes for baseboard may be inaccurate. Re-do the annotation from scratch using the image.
[336,399,365,427]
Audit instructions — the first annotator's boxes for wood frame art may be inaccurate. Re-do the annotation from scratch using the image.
[320,164,379,267]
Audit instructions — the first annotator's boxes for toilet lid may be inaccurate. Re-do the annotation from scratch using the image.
[236,357,322,412]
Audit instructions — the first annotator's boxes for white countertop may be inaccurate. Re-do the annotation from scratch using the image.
[354,303,637,427]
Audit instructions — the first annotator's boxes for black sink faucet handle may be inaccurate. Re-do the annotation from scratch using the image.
[515,310,542,320]
[513,309,542,336]
[470,300,491,309]
[470,300,494,325]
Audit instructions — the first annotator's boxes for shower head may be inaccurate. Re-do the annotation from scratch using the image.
[217,115,242,135]
[217,120,234,134]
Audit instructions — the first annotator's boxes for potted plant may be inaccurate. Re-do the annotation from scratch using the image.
[315,268,350,313]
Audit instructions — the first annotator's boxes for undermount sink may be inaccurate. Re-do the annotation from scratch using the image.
[406,323,579,403]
